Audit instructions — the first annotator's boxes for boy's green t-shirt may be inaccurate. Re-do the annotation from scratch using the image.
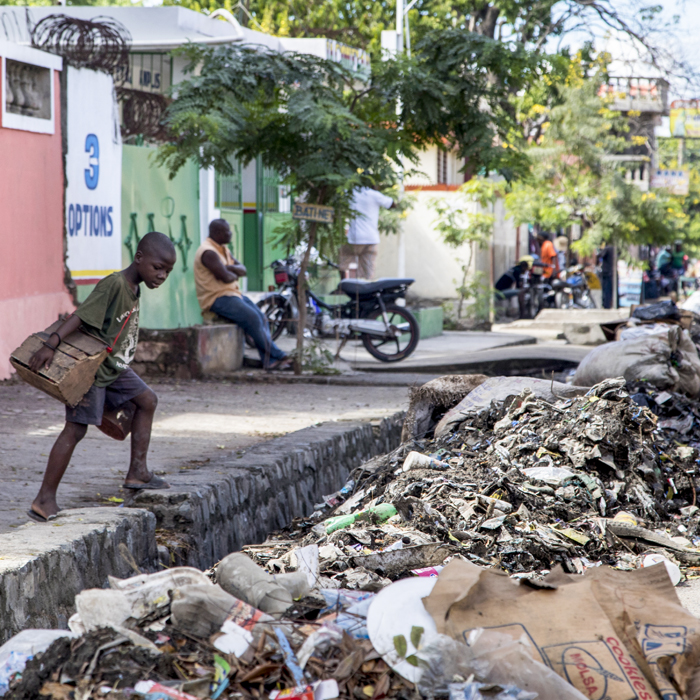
[75,272,141,388]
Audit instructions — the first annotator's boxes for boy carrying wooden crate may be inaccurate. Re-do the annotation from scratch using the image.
[26,232,177,522]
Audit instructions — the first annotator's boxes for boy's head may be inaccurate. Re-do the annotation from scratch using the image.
[209,219,232,246]
[135,232,176,289]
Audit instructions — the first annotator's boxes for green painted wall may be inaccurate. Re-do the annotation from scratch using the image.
[122,145,202,329]
[243,212,261,290]
[262,212,290,291]
[220,209,244,262]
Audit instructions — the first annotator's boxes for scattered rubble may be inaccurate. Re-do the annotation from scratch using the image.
[4,373,700,700]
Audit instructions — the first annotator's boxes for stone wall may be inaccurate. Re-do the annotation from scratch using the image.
[132,413,404,569]
[0,508,156,643]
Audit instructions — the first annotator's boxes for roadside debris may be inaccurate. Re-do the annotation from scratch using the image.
[580,300,700,395]
[5,374,700,699]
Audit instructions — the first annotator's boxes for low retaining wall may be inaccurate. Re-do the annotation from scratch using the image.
[0,508,156,643]
[133,413,404,569]
[133,325,244,379]
[0,413,404,639]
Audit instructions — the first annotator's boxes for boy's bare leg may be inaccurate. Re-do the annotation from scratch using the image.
[124,389,166,486]
[31,422,88,519]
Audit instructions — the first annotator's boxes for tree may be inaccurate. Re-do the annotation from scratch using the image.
[505,72,677,256]
[430,178,495,320]
[156,35,536,371]
[162,0,682,77]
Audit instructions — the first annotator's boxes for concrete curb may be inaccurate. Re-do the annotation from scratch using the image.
[132,413,404,569]
[0,414,403,639]
[0,508,156,643]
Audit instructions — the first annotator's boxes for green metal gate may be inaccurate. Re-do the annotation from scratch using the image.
[215,158,245,265]
[256,157,290,290]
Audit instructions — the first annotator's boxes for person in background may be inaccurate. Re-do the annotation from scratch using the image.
[554,235,569,272]
[598,240,615,308]
[672,240,688,273]
[656,245,673,276]
[339,186,394,280]
[495,258,531,318]
[536,232,559,280]
[194,219,290,371]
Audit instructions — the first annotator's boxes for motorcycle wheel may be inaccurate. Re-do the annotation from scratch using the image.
[361,305,419,363]
[257,295,293,342]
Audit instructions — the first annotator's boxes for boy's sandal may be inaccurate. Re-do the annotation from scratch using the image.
[27,508,58,523]
[122,476,170,490]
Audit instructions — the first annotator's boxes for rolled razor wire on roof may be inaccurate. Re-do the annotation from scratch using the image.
[30,14,131,74]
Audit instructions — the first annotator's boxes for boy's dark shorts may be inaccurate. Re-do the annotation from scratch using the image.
[66,368,150,426]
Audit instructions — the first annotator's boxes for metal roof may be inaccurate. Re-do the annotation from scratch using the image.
[0,6,282,52]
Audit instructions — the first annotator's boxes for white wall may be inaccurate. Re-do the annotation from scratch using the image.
[375,189,518,301]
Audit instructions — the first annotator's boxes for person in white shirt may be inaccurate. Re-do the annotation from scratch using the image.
[339,186,394,280]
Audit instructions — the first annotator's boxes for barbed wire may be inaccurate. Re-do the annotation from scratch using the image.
[117,88,170,141]
[30,14,131,74]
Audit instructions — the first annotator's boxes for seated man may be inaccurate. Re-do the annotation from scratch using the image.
[194,219,290,370]
[495,259,530,318]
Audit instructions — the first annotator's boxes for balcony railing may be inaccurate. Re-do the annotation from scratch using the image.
[598,77,669,115]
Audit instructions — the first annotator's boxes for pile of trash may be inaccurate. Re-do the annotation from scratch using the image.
[5,374,700,700]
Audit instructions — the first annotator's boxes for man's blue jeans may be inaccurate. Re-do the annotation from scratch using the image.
[211,295,286,368]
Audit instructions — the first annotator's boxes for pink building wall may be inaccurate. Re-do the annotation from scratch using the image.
[0,68,75,379]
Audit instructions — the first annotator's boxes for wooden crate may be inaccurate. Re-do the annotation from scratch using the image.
[10,321,108,407]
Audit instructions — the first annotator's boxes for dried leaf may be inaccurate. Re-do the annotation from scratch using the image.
[392,634,407,659]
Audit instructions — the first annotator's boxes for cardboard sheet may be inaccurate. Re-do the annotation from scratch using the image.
[423,560,700,700]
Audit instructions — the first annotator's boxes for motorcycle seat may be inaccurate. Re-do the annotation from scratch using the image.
[339,278,415,297]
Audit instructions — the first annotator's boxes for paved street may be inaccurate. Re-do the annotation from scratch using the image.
[0,378,408,534]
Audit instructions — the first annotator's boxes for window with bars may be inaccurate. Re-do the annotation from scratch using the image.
[215,158,243,210]
[437,149,448,184]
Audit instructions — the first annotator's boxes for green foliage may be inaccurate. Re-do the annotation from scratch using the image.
[291,335,340,375]
[657,138,700,256]
[379,186,415,237]
[505,76,676,253]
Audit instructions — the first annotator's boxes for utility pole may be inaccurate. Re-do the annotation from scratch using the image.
[395,0,406,278]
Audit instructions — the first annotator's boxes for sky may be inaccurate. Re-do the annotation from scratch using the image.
[552,0,700,99]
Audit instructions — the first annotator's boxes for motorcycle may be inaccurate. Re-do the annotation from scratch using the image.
[256,257,420,362]
[552,266,596,309]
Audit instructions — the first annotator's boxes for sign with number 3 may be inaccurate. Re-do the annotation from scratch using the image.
[64,66,122,285]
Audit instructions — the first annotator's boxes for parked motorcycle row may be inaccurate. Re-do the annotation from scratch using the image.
[516,260,597,318]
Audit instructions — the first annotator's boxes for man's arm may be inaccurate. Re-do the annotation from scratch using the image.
[202,250,245,283]
[226,261,247,278]
[28,314,83,371]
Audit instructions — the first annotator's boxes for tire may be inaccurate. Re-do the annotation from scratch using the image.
[361,305,420,363]
[257,295,292,341]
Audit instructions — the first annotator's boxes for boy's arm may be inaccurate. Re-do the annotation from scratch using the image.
[28,314,83,372]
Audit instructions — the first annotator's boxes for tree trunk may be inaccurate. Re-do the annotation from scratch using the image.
[294,221,318,375]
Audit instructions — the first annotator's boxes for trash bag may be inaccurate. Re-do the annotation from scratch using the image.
[435,377,586,437]
[401,375,488,442]
[573,326,700,396]
[417,632,587,700]
[632,300,680,322]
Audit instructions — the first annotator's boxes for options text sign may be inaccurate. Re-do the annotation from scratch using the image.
[65,66,122,284]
